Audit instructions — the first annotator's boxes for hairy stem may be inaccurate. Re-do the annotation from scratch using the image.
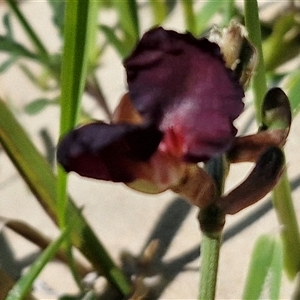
[198,234,221,300]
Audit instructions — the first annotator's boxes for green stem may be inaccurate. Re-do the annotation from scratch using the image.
[198,157,227,299]
[244,0,267,123]
[244,0,300,279]
[198,234,221,300]
[6,0,51,64]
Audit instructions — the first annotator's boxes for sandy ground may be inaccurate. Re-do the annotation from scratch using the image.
[0,1,300,299]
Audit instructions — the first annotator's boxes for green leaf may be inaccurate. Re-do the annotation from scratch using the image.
[0,98,131,296]
[269,238,283,300]
[263,13,300,72]
[58,1,102,290]
[149,1,168,25]
[242,235,282,300]
[58,1,99,253]
[195,0,226,35]
[47,0,65,36]
[0,36,38,60]
[100,25,130,58]
[285,69,300,116]
[5,229,69,300]
[272,172,300,279]
[181,0,196,35]
[59,0,98,136]
[244,0,267,123]
[6,0,50,63]
[0,56,17,73]
[24,98,53,115]
[3,13,14,39]
[0,267,34,300]
[112,0,139,43]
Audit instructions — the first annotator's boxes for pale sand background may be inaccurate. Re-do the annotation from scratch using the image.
[0,1,300,299]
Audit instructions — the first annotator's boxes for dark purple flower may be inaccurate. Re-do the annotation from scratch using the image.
[57,27,245,196]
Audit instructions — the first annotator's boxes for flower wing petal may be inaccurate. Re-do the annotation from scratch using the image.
[57,122,162,182]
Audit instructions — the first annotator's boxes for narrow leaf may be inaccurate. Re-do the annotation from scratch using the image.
[285,69,300,116]
[0,36,37,60]
[58,3,100,286]
[112,0,139,42]
[47,0,65,36]
[5,229,69,300]
[6,0,50,62]
[0,56,17,73]
[0,267,34,300]
[60,0,98,136]
[24,98,53,115]
[1,216,90,276]
[269,238,283,300]
[195,0,226,35]
[100,25,129,58]
[3,13,14,39]
[149,1,168,25]
[0,98,131,296]
[181,0,196,35]
[263,13,299,72]
[272,172,300,279]
[242,235,274,299]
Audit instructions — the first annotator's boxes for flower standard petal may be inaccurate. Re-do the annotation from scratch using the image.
[124,27,244,162]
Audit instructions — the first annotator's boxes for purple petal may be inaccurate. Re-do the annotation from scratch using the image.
[124,27,244,161]
[57,122,162,182]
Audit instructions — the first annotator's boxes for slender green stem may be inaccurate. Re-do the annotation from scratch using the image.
[6,0,50,63]
[198,157,227,299]
[244,0,267,123]
[244,0,300,279]
[198,234,221,300]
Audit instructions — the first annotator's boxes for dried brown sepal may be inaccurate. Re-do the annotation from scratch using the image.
[171,165,216,209]
[217,147,284,215]
[208,22,257,88]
